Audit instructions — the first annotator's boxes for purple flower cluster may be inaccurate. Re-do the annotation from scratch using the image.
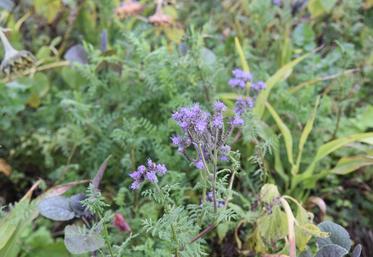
[228,68,252,89]
[171,102,234,170]
[273,0,281,6]
[129,159,167,190]
[228,68,267,92]
[206,191,225,208]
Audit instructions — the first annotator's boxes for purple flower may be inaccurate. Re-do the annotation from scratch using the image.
[273,0,281,6]
[207,191,213,201]
[145,171,158,183]
[194,159,204,169]
[130,180,140,190]
[234,97,254,116]
[214,101,227,113]
[171,135,182,146]
[232,69,252,81]
[156,164,167,175]
[229,68,252,89]
[231,115,244,127]
[129,159,167,190]
[219,145,231,161]
[228,78,241,88]
[172,104,210,134]
[171,135,191,152]
[252,81,266,91]
[217,200,225,208]
[212,113,224,129]
[129,170,142,180]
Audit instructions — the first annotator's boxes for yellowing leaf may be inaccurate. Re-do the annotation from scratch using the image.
[164,27,184,43]
[260,184,280,203]
[308,0,337,18]
[257,206,288,242]
[27,93,41,109]
[234,37,250,72]
[330,156,373,175]
[34,0,61,23]
[0,159,11,176]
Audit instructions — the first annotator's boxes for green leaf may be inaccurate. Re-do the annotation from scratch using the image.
[292,96,320,174]
[308,0,338,18]
[266,102,294,166]
[303,132,373,177]
[330,156,373,175]
[34,0,61,23]
[254,53,309,119]
[234,37,250,72]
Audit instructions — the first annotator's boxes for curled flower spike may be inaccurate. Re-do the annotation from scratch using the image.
[0,28,36,78]
[115,0,144,19]
[172,101,236,170]
[129,159,168,190]
[229,68,252,89]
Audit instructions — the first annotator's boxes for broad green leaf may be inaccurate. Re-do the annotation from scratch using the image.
[292,96,320,174]
[260,184,280,204]
[303,132,373,177]
[234,37,250,72]
[266,102,294,166]
[330,156,373,175]
[254,53,309,119]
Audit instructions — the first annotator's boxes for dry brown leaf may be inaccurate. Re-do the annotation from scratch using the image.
[0,158,11,176]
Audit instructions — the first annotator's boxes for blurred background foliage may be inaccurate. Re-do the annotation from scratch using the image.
[0,0,372,256]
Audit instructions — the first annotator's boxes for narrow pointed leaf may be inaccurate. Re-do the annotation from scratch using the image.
[266,102,294,165]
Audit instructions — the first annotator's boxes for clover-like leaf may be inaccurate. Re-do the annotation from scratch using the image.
[64,224,105,254]
[38,196,75,221]
[317,221,352,251]
[315,244,348,257]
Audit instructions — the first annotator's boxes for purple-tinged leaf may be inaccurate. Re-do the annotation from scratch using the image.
[352,244,362,257]
[38,196,75,221]
[92,155,111,191]
[315,244,348,257]
[64,44,88,64]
